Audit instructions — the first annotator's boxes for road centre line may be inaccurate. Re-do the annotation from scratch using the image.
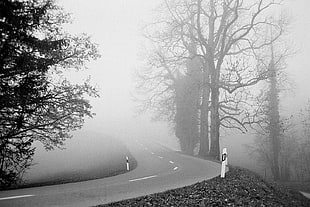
[173,167,178,171]
[169,161,174,164]
[0,195,34,201]
[158,156,163,159]
[129,175,158,182]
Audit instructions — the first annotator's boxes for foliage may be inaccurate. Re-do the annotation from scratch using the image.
[0,0,100,188]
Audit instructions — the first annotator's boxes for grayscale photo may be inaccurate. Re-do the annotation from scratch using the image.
[1,0,310,206]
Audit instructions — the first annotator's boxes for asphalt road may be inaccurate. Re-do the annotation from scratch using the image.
[0,139,221,207]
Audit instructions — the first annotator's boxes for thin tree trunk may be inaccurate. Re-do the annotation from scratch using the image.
[269,65,281,180]
[267,39,281,180]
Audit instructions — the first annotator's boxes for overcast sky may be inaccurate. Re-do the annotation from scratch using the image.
[282,0,310,112]
[52,0,310,146]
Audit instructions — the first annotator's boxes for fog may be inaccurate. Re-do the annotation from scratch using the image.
[26,0,310,182]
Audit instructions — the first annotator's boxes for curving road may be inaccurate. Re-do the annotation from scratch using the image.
[0,139,221,207]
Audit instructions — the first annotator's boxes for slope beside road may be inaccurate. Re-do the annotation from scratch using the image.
[0,138,221,207]
[101,167,310,207]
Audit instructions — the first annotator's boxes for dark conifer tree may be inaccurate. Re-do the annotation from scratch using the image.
[0,0,100,188]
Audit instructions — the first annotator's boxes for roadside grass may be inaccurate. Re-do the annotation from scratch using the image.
[18,154,137,189]
[2,137,137,190]
[98,166,310,207]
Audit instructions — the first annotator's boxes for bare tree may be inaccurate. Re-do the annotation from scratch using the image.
[137,0,286,160]
[246,25,294,180]
[136,1,205,155]
[194,0,286,159]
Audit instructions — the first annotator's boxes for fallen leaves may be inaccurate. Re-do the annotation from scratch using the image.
[99,167,310,207]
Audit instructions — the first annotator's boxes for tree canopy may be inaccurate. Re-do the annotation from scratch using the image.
[0,0,100,188]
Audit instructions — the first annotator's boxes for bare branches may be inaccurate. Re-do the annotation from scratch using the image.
[137,0,288,158]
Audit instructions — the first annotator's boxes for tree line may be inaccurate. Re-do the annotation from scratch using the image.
[137,0,285,158]
[135,0,309,182]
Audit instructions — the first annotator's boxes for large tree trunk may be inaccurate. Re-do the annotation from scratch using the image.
[198,71,210,157]
[205,0,220,160]
[209,62,220,160]
[209,84,220,160]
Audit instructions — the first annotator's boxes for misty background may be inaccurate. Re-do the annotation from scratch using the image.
[25,0,310,182]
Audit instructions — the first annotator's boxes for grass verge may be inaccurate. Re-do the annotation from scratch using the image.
[19,156,137,189]
[98,166,310,207]
[2,146,137,190]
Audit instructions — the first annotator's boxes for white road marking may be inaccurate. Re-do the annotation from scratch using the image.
[158,156,163,159]
[129,175,158,182]
[300,191,310,199]
[150,152,154,155]
[173,167,179,171]
[0,195,34,201]
[169,161,174,164]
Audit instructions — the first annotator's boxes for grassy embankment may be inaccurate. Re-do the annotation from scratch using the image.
[5,136,137,190]
[99,166,310,207]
